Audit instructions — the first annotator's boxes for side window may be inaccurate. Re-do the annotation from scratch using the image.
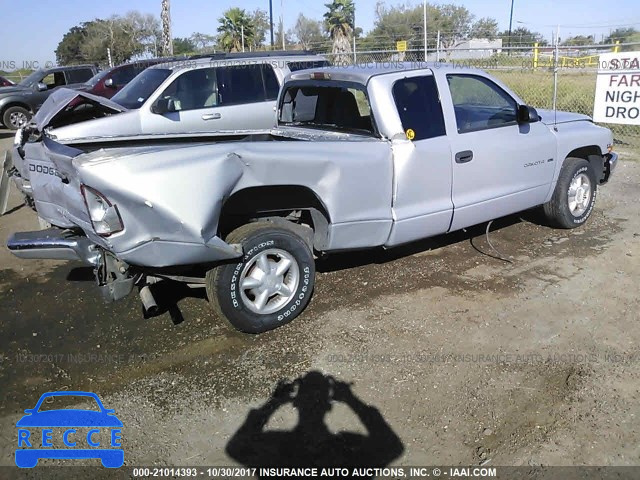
[159,68,218,111]
[262,64,280,101]
[111,65,136,86]
[66,68,93,84]
[42,72,66,89]
[392,75,446,141]
[41,73,56,88]
[217,65,266,106]
[446,74,518,133]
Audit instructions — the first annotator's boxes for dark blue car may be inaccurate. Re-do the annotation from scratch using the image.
[15,391,123,468]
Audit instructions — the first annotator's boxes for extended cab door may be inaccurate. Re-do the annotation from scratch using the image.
[142,64,279,133]
[384,72,454,247]
[438,73,556,231]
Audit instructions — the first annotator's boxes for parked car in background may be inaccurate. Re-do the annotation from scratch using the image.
[79,57,182,99]
[8,63,617,334]
[0,75,15,87]
[0,64,99,130]
[28,51,330,140]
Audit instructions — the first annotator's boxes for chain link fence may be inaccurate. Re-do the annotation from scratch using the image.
[322,43,640,149]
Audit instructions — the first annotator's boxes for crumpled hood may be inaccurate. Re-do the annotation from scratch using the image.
[537,109,592,125]
[32,88,128,131]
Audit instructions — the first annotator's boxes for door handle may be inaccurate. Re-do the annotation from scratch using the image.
[202,113,221,121]
[455,150,474,164]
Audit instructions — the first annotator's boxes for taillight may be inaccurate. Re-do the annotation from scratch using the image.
[80,185,124,237]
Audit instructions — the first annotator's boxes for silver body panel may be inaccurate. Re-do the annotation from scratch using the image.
[9,64,616,271]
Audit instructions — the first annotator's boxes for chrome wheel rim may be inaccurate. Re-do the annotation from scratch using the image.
[239,248,300,315]
[9,111,28,128]
[568,173,592,217]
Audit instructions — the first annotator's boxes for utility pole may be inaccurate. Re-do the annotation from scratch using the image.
[507,0,515,53]
[241,25,245,52]
[281,0,285,50]
[161,0,173,56]
[423,1,428,61]
[269,0,274,48]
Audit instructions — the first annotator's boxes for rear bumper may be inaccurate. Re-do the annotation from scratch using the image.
[7,229,101,265]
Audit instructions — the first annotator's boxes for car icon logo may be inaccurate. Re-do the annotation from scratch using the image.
[15,391,123,468]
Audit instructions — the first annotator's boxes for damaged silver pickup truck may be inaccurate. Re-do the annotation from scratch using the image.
[6,63,618,333]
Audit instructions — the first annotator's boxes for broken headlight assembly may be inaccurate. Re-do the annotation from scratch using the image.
[81,185,124,237]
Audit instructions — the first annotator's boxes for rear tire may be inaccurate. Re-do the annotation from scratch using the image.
[2,106,31,130]
[206,223,315,333]
[543,157,597,229]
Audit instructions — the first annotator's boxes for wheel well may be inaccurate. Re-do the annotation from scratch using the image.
[219,185,331,251]
[1,102,33,116]
[566,146,605,183]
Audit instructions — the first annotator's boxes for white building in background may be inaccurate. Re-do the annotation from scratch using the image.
[442,38,503,60]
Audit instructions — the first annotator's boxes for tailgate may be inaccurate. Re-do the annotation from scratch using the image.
[23,137,91,229]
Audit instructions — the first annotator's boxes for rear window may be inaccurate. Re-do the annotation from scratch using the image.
[279,83,376,136]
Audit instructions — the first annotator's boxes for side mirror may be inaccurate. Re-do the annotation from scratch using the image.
[104,78,115,88]
[152,97,178,115]
[517,105,539,124]
[36,82,48,92]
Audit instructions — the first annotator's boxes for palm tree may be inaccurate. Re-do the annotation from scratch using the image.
[324,0,355,64]
[217,8,255,52]
[161,0,173,55]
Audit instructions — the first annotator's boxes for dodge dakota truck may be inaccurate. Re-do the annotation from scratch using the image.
[6,63,618,333]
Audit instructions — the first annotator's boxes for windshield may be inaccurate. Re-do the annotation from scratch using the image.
[18,69,46,87]
[279,84,376,136]
[111,68,172,109]
[85,70,110,87]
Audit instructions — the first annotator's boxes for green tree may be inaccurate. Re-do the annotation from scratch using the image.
[324,0,355,63]
[250,9,270,48]
[604,27,638,44]
[217,8,254,52]
[470,18,499,40]
[361,2,496,53]
[360,2,426,51]
[499,26,547,47]
[77,12,160,65]
[562,35,594,47]
[55,24,91,64]
[190,32,217,53]
[274,18,293,49]
[173,37,196,54]
[294,14,325,50]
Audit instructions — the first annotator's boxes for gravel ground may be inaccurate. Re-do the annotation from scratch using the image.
[0,129,638,476]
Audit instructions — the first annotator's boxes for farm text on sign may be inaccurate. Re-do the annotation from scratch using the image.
[593,52,640,125]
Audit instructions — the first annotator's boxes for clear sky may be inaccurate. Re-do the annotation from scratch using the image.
[1,0,639,67]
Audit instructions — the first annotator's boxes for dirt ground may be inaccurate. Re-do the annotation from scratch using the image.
[0,128,638,475]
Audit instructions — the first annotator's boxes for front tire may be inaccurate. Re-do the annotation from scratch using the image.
[543,158,597,229]
[206,223,316,333]
[2,106,31,130]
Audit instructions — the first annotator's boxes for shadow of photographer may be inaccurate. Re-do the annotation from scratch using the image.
[226,371,404,476]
